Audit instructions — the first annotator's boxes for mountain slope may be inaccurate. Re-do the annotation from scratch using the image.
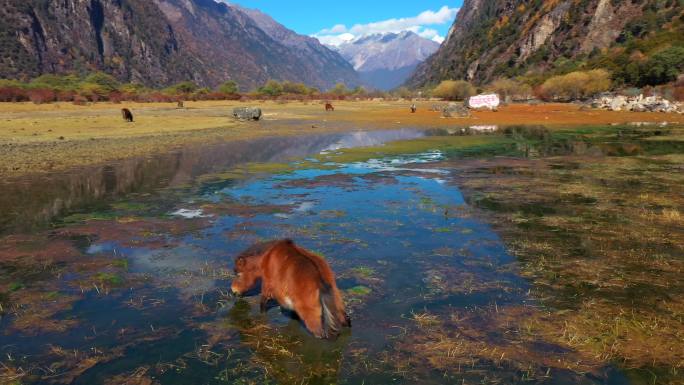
[408,0,684,87]
[232,5,360,90]
[0,0,358,90]
[336,31,439,90]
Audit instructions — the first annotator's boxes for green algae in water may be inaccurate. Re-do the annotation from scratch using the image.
[94,272,125,286]
[320,210,347,218]
[61,211,117,224]
[347,286,372,296]
[111,202,150,212]
[420,197,435,205]
[349,266,376,279]
[8,282,25,292]
[111,259,129,270]
[242,162,298,175]
[45,291,61,300]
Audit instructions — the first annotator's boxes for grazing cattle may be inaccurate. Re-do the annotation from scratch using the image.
[231,239,350,339]
[177,100,184,109]
[325,103,335,112]
[121,108,134,122]
[410,104,417,113]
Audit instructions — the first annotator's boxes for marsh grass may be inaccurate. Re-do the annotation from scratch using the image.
[386,304,602,383]
[196,299,349,385]
[446,126,684,380]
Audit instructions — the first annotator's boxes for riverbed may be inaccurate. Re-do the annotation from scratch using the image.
[0,124,682,384]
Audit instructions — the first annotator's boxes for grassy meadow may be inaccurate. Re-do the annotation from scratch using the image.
[1,100,684,177]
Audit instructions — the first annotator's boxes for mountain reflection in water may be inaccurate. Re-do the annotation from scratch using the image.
[0,129,424,235]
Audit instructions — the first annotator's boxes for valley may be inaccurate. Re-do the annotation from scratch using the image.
[1,0,684,384]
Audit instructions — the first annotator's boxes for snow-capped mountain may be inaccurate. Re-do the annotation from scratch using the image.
[334,31,440,90]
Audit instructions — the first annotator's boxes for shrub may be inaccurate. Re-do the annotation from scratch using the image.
[109,91,126,104]
[119,83,147,95]
[29,74,80,91]
[217,80,239,94]
[350,86,368,98]
[257,80,284,97]
[641,46,684,86]
[27,88,56,104]
[79,82,110,102]
[0,86,28,102]
[432,80,476,101]
[674,87,684,102]
[281,81,309,95]
[83,72,120,93]
[56,90,76,102]
[144,92,174,103]
[539,69,612,101]
[165,81,198,95]
[72,94,88,105]
[675,75,684,101]
[330,83,350,97]
[393,87,413,99]
[487,78,533,101]
[191,87,211,100]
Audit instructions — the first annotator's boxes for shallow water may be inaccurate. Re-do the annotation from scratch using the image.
[0,126,673,384]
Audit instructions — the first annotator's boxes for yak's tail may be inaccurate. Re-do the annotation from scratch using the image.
[320,282,347,339]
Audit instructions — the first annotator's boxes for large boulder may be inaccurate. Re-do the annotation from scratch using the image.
[233,107,262,121]
[442,103,471,118]
[631,104,647,113]
[609,96,627,111]
[591,93,683,113]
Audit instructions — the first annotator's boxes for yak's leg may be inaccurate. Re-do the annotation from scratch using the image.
[298,304,325,338]
[260,286,274,313]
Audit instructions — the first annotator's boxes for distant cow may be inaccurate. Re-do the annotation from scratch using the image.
[121,108,134,122]
[325,103,335,112]
[177,100,184,109]
[410,104,417,113]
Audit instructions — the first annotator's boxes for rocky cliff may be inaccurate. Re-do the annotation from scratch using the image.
[408,0,684,87]
[336,31,440,91]
[0,0,359,90]
[233,5,359,90]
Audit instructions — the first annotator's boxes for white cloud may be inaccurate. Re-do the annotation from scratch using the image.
[418,28,439,39]
[432,35,445,44]
[313,6,458,46]
[316,33,356,46]
[320,24,348,34]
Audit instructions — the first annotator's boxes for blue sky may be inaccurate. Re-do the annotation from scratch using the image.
[226,1,462,45]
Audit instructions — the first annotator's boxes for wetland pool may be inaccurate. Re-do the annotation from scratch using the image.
[0,125,682,384]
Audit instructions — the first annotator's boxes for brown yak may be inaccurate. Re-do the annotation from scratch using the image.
[121,108,134,122]
[231,239,350,339]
